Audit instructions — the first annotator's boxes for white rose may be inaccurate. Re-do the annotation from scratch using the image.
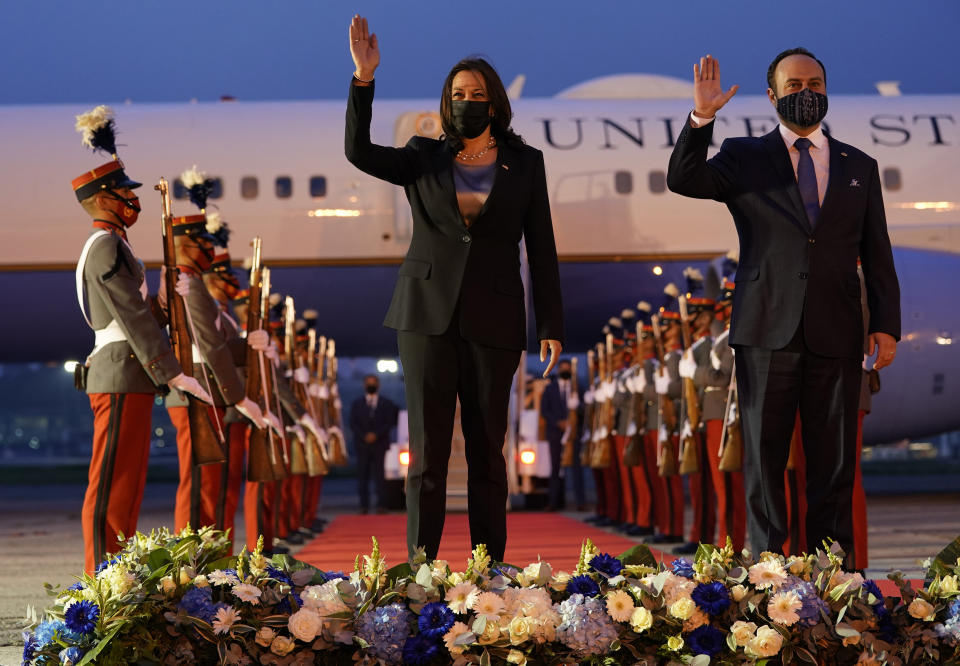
[630,606,653,632]
[255,626,277,647]
[270,634,296,656]
[508,616,533,645]
[160,575,177,597]
[746,625,784,658]
[731,584,748,602]
[941,575,959,597]
[669,597,696,620]
[288,608,323,642]
[731,620,757,646]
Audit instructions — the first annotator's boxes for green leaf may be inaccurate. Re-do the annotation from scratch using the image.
[726,632,739,652]
[146,548,173,572]
[795,647,818,664]
[385,561,413,584]
[925,533,960,585]
[415,564,434,588]
[480,649,491,666]
[77,623,123,665]
[835,622,860,638]
[617,544,657,568]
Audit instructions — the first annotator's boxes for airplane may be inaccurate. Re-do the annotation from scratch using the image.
[0,73,957,446]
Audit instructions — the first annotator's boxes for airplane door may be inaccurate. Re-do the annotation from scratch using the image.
[392,111,444,241]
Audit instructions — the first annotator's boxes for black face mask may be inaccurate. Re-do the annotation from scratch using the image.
[450,100,491,139]
[775,88,828,129]
[365,385,378,395]
[558,371,572,380]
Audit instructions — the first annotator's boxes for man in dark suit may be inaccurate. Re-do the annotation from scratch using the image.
[667,49,900,561]
[350,374,399,514]
[540,359,583,510]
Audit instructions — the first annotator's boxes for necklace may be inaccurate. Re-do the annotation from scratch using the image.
[457,135,496,162]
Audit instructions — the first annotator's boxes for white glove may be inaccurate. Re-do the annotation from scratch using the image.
[601,380,616,401]
[167,373,212,404]
[334,398,342,410]
[174,272,191,298]
[235,396,267,429]
[247,329,270,351]
[710,349,722,371]
[583,389,595,405]
[265,342,279,365]
[299,413,320,438]
[681,420,693,440]
[331,384,339,397]
[632,370,647,394]
[294,367,310,384]
[308,383,322,398]
[265,411,282,435]
[654,371,671,396]
[566,394,580,410]
[626,421,638,437]
[286,424,306,442]
[679,350,696,379]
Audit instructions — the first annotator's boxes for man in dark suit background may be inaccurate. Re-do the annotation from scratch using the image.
[540,359,583,511]
[667,48,900,562]
[350,374,399,514]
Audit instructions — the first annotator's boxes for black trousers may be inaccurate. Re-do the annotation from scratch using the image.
[735,323,860,560]
[546,431,564,509]
[397,323,521,562]
[356,439,388,511]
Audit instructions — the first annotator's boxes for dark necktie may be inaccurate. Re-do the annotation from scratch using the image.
[794,137,820,228]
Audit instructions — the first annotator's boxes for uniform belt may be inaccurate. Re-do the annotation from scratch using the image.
[192,344,202,364]
[704,386,725,393]
[91,320,127,356]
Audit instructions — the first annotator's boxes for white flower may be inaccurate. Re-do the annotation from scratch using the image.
[288,608,323,642]
[255,626,277,647]
[731,620,757,646]
[193,574,209,588]
[768,590,802,626]
[630,606,653,632]
[518,561,552,587]
[301,580,348,616]
[908,598,936,621]
[477,620,500,644]
[748,560,788,590]
[100,565,137,596]
[270,634,296,656]
[159,575,177,597]
[445,582,480,614]
[180,165,208,189]
[212,606,239,634]
[731,584,748,601]
[473,591,505,621]
[941,575,959,596]
[208,570,239,586]
[746,625,784,658]
[669,597,696,620]
[508,615,533,644]
[506,649,528,665]
[232,583,262,604]
[443,621,471,656]
[605,589,635,622]
[550,571,571,592]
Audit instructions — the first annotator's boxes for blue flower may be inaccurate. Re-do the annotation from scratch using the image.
[324,570,347,582]
[783,577,829,627]
[356,603,413,664]
[861,580,884,606]
[178,587,218,622]
[671,558,694,579]
[418,601,455,639]
[403,633,439,665]
[687,625,725,656]
[949,598,960,620]
[556,594,618,657]
[691,582,731,615]
[34,620,67,647]
[67,582,84,592]
[566,575,600,597]
[265,566,293,586]
[64,600,99,635]
[59,646,85,666]
[589,553,622,578]
[94,556,120,575]
[21,630,38,665]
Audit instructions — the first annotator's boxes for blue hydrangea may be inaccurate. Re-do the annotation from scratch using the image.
[418,601,455,639]
[671,558,694,579]
[178,587,220,623]
[589,553,622,578]
[783,577,829,627]
[34,620,67,647]
[64,600,99,635]
[687,625,725,656]
[555,594,618,657]
[402,633,440,665]
[356,603,413,664]
[324,570,347,582]
[938,600,960,641]
[691,582,731,615]
[58,646,85,665]
[265,566,293,586]
[275,591,302,616]
[21,630,38,665]
[566,575,600,597]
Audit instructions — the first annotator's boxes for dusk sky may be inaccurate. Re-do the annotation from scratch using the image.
[2,0,957,105]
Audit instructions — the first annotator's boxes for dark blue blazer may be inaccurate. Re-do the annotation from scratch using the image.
[540,377,582,440]
[667,121,900,359]
[349,394,399,449]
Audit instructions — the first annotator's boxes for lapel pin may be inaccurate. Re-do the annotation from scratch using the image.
[501,164,509,170]
[849,178,860,187]
[841,152,848,157]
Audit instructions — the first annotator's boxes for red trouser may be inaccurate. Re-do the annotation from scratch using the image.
[83,393,154,573]
[601,437,623,522]
[302,476,324,526]
[784,413,808,556]
[852,410,868,569]
[627,435,654,528]
[220,422,247,548]
[168,405,228,533]
[686,431,716,545]
[644,430,684,537]
[244,478,276,552]
[592,466,606,516]
[612,436,634,525]
[285,474,305,534]
[705,419,746,551]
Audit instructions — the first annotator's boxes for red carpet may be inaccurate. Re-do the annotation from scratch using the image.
[298,512,670,573]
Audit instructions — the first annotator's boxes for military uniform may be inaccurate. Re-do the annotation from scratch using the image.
[653,323,685,542]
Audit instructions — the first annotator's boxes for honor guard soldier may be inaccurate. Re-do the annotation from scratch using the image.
[165,167,266,533]
[72,107,211,573]
[651,296,685,544]
[676,270,717,554]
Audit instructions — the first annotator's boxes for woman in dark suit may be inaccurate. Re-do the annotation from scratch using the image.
[345,15,564,562]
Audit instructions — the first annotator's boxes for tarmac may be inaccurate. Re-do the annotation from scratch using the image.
[2,478,958,665]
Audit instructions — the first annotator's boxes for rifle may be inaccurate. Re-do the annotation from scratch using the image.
[156,177,225,465]
[717,360,743,472]
[677,296,701,475]
[325,339,349,466]
[244,238,275,482]
[589,336,613,469]
[283,297,309,476]
[559,356,578,466]
[304,329,330,475]
[622,322,646,467]
[261,269,289,480]
[579,350,595,467]
[631,321,648,434]
[651,314,678,477]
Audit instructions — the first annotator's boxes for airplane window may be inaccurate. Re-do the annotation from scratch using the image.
[310,176,327,198]
[276,176,293,199]
[614,170,633,195]
[241,176,259,199]
[883,167,902,191]
[209,177,223,199]
[648,170,667,194]
[173,179,187,200]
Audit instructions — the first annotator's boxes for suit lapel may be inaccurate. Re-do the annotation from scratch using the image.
[473,142,512,225]
[762,130,812,235]
[433,144,466,229]
[817,135,846,227]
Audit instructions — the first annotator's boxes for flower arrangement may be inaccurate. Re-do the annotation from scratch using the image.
[21,527,960,665]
